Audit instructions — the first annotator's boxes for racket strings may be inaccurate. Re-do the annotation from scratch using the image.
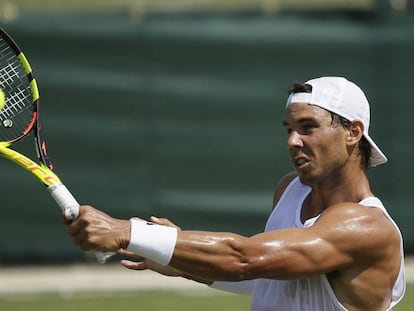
[0,36,35,142]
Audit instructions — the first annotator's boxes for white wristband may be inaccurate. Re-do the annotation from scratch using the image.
[126,219,178,266]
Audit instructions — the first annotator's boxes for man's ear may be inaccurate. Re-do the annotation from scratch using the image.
[346,120,364,146]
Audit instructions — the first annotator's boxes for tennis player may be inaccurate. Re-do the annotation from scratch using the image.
[67,77,405,311]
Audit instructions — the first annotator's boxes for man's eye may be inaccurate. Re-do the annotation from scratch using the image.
[302,124,316,133]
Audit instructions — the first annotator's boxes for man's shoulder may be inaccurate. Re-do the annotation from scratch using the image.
[272,172,298,209]
[320,201,390,226]
[317,201,400,255]
[321,200,386,220]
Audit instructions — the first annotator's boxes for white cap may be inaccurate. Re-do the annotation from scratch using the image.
[286,76,387,167]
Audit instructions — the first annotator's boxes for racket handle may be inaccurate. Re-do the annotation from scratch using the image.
[48,183,79,220]
[48,183,116,263]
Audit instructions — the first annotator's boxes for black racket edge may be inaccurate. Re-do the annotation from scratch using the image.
[0,27,53,170]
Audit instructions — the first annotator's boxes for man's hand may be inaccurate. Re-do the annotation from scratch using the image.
[66,205,130,252]
[118,249,183,276]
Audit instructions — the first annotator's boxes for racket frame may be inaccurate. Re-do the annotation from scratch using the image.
[0,28,113,263]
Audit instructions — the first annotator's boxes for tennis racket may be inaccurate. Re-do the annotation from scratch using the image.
[0,28,114,263]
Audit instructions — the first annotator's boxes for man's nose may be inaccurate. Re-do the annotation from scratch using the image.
[287,131,303,149]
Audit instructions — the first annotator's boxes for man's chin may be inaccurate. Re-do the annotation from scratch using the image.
[295,170,316,186]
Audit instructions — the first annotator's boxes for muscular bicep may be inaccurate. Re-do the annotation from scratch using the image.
[246,204,397,280]
[246,227,350,279]
[170,204,396,282]
[170,224,344,281]
[172,226,347,281]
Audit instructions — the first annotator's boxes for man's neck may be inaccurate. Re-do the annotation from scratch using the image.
[301,168,372,222]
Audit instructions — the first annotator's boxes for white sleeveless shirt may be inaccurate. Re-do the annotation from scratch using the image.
[250,177,406,311]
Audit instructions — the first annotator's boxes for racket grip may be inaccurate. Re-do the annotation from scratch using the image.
[48,183,115,263]
[48,183,79,220]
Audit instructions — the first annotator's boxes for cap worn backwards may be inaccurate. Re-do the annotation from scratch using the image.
[286,76,387,167]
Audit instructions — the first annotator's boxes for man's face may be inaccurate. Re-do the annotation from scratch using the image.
[283,103,349,185]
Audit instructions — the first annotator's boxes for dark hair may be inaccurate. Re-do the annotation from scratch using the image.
[288,81,371,169]
[288,82,313,94]
[330,113,371,170]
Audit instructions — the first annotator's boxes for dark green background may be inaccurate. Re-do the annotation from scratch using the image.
[0,11,413,263]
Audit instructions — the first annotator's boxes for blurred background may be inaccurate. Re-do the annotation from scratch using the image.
[0,0,412,266]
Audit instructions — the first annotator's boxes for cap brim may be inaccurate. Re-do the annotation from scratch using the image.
[364,134,388,167]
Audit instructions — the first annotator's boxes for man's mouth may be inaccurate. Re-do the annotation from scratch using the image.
[293,156,310,169]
